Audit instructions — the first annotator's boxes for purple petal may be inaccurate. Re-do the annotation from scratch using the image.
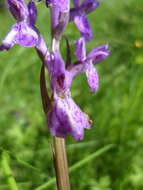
[74,14,93,41]
[73,0,80,7]
[67,61,86,81]
[7,0,29,21]
[48,91,91,140]
[1,24,19,50]
[48,52,68,92]
[74,37,86,61]
[48,52,65,76]
[52,10,69,39]
[86,62,99,92]
[81,0,99,14]
[0,44,11,51]
[28,0,37,25]
[50,4,69,38]
[87,44,109,64]
[70,0,99,22]
[0,22,39,50]
[69,8,77,21]
[46,0,69,12]
[48,103,71,138]
[15,22,39,47]
[36,34,50,62]
[51,6,61,29]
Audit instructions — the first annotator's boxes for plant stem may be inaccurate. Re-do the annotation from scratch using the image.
[35,144,114,190]
[53,137,71,190]
[50,4,71,188]
[1,152,19,190]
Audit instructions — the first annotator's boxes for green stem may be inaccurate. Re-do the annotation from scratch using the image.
[1,151,19,190]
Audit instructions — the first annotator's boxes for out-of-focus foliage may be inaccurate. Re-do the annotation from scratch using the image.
[0,0,143,189]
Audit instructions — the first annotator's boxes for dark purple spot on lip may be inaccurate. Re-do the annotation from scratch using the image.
[73,61,82,65]
[96,55,102,59]
[57,74,65,88]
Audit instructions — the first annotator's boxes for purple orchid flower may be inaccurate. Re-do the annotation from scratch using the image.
[70,0,99,41]
[48,90,91,141]
[47,51,91,141]
[46,38,109,140]
[68,37,109,92]
[0,0,39,51]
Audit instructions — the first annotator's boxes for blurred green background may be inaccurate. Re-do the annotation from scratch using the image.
[0,0,143,189]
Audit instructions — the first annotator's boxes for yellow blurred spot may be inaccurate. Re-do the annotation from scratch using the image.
[135,40,142,48]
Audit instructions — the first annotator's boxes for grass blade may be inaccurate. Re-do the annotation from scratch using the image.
[1,152,19,190]
[35,144,115,190]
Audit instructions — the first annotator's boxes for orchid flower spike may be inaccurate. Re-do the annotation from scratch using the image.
[0,0,110,141]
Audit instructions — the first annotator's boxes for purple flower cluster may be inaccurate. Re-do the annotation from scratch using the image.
[0,0,109,140]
